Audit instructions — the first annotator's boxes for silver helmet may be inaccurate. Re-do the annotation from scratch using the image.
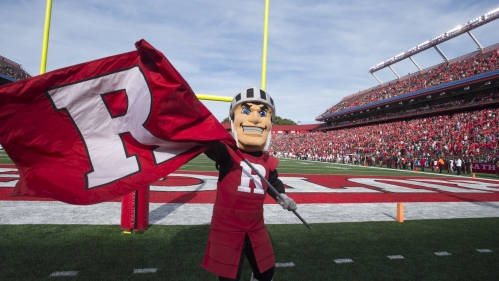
[229,88,275,122]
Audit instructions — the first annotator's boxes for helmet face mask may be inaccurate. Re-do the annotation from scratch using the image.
[230,88,275,152]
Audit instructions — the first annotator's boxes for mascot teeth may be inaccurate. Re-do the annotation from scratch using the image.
[242,126,263,134]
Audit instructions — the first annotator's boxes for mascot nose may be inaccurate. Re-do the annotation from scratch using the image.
[247,111,260,123]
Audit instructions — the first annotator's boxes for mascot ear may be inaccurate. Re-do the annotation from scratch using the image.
[230,119,239,148]
[263,125,272,151]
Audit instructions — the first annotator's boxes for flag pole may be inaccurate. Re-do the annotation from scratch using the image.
[261,0,270,90]
[238,155,311,229]
[40,0,53,74]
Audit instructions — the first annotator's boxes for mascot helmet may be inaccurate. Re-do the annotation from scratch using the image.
[229,88,275,151]
[229,88,275,123]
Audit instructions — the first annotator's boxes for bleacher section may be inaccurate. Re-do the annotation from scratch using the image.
[270,45,499,165]
[319,45,499,120]
[0,55,31,85]
[270,107,498,164]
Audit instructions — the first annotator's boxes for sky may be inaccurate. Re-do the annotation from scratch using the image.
[1,0,499,124]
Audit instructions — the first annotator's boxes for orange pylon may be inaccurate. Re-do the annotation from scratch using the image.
[397,203,404,223]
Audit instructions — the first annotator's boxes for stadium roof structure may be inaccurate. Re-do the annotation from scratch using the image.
[368,7,499,84]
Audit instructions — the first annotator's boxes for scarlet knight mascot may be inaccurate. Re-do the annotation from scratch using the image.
[202,88,297,281]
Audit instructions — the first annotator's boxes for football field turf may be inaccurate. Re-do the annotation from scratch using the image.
[1,152,499,280]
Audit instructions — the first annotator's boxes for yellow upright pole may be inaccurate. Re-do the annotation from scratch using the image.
[195,94,232,102]
[261,0,270,90]
[40,0,53,74]
[35,0,232,103]
[197,0,271,102]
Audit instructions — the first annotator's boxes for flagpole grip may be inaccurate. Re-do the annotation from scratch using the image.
[242,158,311,229]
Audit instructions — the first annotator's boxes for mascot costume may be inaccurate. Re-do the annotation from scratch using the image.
[202,88,297,281]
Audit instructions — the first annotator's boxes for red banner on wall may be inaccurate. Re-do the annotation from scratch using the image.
[471,163,497,173]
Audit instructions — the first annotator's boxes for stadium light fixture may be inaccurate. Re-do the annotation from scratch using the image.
[485,81,491,85]
[464,86,470,90]
[449,25,462,33]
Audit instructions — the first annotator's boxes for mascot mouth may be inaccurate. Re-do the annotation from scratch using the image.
[242,126,265,134]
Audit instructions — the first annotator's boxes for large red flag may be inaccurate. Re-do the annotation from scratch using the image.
[0,39,236,205]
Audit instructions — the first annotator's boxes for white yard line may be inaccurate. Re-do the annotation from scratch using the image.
[133,268,157,274]
[275,262,295,267]
[434,252,452,256]
[387,255,405,259]
[49,271,78,277]
[334,258,353,264]
[476,249,493,253]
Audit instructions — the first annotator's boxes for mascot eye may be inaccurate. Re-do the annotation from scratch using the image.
[241,107,251,115]
[259,111,267,117]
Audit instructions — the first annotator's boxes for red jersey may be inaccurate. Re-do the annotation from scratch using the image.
[202,144,279,278]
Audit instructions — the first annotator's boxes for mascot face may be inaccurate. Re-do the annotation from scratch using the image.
[233,101,272,152]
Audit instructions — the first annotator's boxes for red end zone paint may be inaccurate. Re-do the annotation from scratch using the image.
[1,166,499,204]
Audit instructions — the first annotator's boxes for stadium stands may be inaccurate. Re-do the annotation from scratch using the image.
[270,107,498,164]
[320,46,499,117]
[270,45,499,166]
[0,55,31,85]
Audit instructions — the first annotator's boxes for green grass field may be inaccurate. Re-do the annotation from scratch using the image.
[0,150,12,165]
[1,220,498,280]
[1,151,499,280]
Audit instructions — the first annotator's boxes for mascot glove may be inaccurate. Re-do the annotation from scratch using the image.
[277,194,297,211]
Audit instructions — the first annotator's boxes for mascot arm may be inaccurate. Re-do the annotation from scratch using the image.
[267,169,285,200]
[204,142,234,180]
[268,169,297,211]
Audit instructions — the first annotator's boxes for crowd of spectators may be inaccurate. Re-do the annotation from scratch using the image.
[269,107,499,165]
[324,91,499,129]
[0,56,31,80]
[321,47,499,117]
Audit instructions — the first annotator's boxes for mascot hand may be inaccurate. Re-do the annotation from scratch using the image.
[277,194,297,211]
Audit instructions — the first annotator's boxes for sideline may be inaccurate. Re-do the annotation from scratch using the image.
[2,201,499,225]
[282,157,499,180]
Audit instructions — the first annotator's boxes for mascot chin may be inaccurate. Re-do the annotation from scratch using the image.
[202,88,297,281]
